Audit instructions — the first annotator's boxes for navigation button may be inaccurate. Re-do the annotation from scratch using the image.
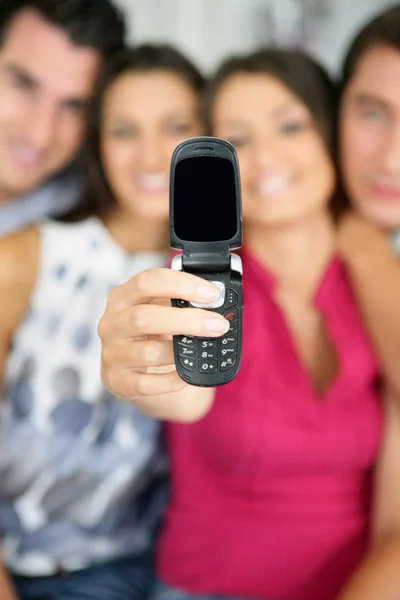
[224,289,238,309]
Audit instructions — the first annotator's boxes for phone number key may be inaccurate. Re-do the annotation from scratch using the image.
[199,359,218,373]
[220,356,236,371]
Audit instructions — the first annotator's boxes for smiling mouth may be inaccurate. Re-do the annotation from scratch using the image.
[8,140,46,168]
[254,175,293,197]
[137,173,169,193]
[370,181,400,201]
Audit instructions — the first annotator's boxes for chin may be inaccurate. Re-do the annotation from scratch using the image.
[137,207,169,222]
[123,193,168,217]
[358,204,400,231]
[245,216,298,231]
[2,175,45,198]
[137,192,169,206]
[245,205,307,226]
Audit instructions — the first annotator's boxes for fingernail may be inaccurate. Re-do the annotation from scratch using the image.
[205,318,229,333]
[198,284,220,301]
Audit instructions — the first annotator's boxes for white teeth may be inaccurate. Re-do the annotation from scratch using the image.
[257,176,290,196]
[137,173,169,191]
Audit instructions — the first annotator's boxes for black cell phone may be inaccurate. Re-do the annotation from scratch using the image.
[170,136,243,387]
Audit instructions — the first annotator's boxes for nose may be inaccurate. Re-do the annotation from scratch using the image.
[139,132,165,171]
[250,135,282,172]
[25,97,58,154]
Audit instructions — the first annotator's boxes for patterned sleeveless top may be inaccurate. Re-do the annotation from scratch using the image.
[0,217,167,576]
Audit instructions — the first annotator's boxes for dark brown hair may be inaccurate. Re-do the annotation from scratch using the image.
[204,48,344,217]
[341,5,400,90]
[60,44,205,222]
[0,0,126,58]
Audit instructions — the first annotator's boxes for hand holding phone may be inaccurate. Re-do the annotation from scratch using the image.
[170,136,243,387]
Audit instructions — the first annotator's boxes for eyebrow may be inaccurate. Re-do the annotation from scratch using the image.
[215,102,306,129]
[271,101,306,118]
[3,62,92,110]
[103,108,195,120]
[3,62,39,89]
[63,97,91,112]
[351,93,390,111]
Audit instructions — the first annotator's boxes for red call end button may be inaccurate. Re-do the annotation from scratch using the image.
[224,310,237,321]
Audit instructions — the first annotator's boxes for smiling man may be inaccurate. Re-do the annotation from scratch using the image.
[0,0,125,236]
[336,11,400,595]
[0,2,125,597]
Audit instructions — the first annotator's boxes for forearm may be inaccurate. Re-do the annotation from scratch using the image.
[0,561,18,600]
[344,240,400,392]
[337,535,400,600]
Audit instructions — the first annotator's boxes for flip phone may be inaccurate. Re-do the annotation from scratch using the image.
[170,136,243,387]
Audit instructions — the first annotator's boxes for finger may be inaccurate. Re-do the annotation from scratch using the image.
[103,367,188,400]
[109,268,222,310]
[106,339,174,369]
[149,297,171,307]
[147,333,172,342]
[114,304,230,339]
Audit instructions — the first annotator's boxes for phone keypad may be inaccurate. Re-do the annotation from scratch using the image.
[176,288,239,376]
[178,335,196,371]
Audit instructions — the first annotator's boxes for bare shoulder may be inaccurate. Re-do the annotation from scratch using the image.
[0,226,40,278]
[0,226,40,339]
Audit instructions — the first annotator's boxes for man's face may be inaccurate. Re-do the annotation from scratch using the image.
[340,44,400,229]
[0,8,101,201]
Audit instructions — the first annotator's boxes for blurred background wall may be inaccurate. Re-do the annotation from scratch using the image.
[114,0,395,74]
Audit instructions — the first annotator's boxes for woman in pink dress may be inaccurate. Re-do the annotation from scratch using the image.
[98,49,400,600]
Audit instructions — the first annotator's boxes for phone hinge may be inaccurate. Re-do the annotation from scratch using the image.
[182,247,231,272]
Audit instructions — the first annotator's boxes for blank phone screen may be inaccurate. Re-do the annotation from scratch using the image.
[173,156,238,242]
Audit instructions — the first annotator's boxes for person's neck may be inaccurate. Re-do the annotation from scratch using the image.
[245,210,337,301]
[102,208,170,254]
[0,181,38,205]
[0,187,16,206]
